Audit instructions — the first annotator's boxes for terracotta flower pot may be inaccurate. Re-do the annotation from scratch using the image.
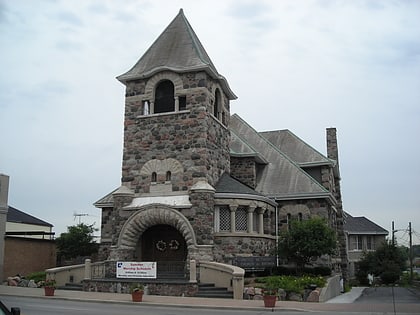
[263,295,277,308]
[44,287,55,296]
[131,290,144,302]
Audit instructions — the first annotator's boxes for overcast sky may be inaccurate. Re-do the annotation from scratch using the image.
[1,0,419,246]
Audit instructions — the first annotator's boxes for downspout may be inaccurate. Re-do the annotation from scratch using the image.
[275,205,279,267]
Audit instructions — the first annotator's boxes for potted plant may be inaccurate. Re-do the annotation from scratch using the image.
[40,279,56,296]
[130,283,144,302]
[262,278,278,308]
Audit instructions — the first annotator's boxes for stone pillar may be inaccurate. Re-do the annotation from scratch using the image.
[175,96,179,112]
[230,205,237,233]
[189,259,197,283]
[247,206,255,233]
[84,258,92,280]
[150,101,155,114]
[258,208,265,235]
[0,174,9,281]
[232,272,244,300]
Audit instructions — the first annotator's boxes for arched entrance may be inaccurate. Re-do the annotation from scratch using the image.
[140,224,187,278]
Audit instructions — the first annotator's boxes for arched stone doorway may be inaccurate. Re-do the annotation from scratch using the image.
[114,205,196,278]
[140,224,187,262]
[139,225,187,278]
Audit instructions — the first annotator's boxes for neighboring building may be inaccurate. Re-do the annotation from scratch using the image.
[6,206,54,240]
[343,213,388,278]
[4,206,56,278]
[94,9,347,279]
[0,174,56,280]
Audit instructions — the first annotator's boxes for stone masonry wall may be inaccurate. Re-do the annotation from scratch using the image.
[121,72,230,193]
[187,190,215,246]
[213,236,276,263]
[230,157,257,188]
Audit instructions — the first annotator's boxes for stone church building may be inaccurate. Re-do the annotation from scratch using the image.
[94,9,346,278]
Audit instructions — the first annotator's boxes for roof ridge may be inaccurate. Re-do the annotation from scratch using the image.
[178,10,217,71]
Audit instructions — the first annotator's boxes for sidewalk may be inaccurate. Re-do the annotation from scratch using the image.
[326,287,367,303]
[0,285,391,313]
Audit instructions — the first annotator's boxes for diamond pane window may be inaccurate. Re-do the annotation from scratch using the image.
[235,207,247,231]
[219,207,231,231]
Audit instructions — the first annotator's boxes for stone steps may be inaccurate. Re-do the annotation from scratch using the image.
[195,283,233,299]
[57,283,83,291]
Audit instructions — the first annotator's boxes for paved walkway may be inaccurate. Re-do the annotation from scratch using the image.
[1,285,419,313]
[326,287,367,303]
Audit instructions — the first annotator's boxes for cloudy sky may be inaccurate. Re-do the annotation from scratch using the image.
[1,0,419,245]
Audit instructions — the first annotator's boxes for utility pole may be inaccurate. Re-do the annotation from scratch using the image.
[392,221,395,246]
[409,222,413,284]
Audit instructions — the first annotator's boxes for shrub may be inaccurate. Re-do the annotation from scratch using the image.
[26,271,46,283]
[258,275,326,294]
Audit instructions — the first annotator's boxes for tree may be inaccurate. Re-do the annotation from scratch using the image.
[356,241,407,285]
[278,218,337,274]
[56,223,99,261]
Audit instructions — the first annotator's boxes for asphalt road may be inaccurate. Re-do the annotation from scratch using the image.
[355,287,420,304]
[0,296,307,315]
[1,286,420,315]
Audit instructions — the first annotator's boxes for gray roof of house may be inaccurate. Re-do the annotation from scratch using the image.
[7,206,53,227]
[229,114,330,199]
[117,9,236,100]
[260,129,334,167]
[215,173,263,196]
[344,215,388,235]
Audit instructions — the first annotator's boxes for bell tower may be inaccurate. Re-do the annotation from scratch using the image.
[117,9,236,195]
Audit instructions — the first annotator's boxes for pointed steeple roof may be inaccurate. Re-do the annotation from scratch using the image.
[117,9,236,100]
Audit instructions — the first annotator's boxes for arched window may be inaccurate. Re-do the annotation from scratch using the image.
[298,212,303,221]
[214,89,221,118]
[166,171,171,181]
[154,80,174,113]
[151,172,157,183]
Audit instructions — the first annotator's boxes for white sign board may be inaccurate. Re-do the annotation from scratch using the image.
[116,261,157,279]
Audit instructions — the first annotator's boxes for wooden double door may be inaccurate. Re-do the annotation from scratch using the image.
[141,224,187,277]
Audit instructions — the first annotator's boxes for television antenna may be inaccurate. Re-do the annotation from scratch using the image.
[73,212,90,224]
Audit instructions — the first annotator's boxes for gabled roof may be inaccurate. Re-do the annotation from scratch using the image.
[344,215,388,235]
[7,206,53,227]
[117,9,236,100]
[260,129,334,167]
[229,114,330,199]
